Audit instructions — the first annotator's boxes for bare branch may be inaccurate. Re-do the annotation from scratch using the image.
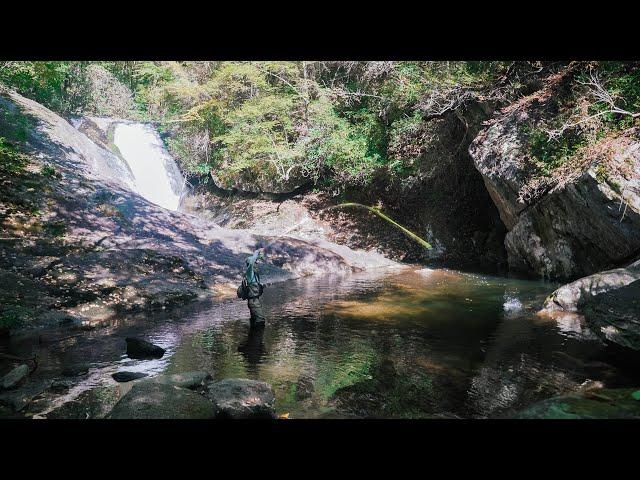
[545,69,640,141]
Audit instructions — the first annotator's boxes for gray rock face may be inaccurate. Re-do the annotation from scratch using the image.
[107,381,216,419]
[469,70,640,280]
[206,379,276,419]
[503,167,640,279]
[125,337,165,359]
[583,279,640,351]
[1,364,29,390]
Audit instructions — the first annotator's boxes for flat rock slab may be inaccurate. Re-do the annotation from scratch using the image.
[206,378,276,419]
[1,364,29,390]
[112,371,149,383]
[107,381,216,419]
[125,337,165,359]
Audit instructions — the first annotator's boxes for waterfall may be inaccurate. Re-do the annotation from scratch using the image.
[112,123,186,211]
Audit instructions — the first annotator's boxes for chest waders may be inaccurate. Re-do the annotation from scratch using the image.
[244,251,266,326]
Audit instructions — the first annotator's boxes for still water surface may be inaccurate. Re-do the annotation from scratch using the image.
[4,267,638,418]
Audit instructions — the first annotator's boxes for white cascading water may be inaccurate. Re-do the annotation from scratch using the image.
[112,123,185,211]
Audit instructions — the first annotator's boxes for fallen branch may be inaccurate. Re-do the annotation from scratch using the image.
[328,203,433,250]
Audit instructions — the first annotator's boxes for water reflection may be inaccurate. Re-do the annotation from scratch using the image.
[4,266,639,419]
[238,324,267,374]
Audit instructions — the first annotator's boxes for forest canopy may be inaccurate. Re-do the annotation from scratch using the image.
[2,61,638,195]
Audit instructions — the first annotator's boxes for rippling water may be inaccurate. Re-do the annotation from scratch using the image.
[4,267,639,418]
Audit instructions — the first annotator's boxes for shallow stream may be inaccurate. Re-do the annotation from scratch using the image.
[3,266,638,418]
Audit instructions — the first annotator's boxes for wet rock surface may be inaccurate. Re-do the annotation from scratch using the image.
[61,363,90,377]
[540,260,640,351]
[583,280,640,351]
[542,259,640,313]
[205,378,276,419]
[107,381,217,419]
[145,371,212,391]
[295,376,315,401]
[125,337,165,359]
[47,386,121,419]
[112,371,149,382]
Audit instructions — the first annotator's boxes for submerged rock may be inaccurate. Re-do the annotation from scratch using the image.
[146,371,212,391]
[515,388,640,419]
[112,371,149,383]
[1,364,29,390]
[295,376,315,401]
[107,381,216,419]
[125,337,165,359]
[205,379,276,419]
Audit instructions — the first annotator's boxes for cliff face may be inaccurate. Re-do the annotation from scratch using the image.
[470,70,640,280]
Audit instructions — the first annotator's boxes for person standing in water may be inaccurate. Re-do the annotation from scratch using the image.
[243,248,266,326]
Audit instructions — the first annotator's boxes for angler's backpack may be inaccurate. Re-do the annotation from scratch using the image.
[237,272,265,300]
[237,277,250,300]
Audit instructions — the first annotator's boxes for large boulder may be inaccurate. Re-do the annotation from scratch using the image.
[469,68,640,280]
[205,379,276,419]
[47,386,121,419]
[107,381,216,419]
[582,279,640,351]
[542,259,640,312]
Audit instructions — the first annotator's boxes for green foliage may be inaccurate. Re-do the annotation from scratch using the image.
[16,60,637,195]
[40,164,58,178]
[102,61,507,191]
[593,62,640,127]
[0,61,92,115]
[524,124,586,174]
